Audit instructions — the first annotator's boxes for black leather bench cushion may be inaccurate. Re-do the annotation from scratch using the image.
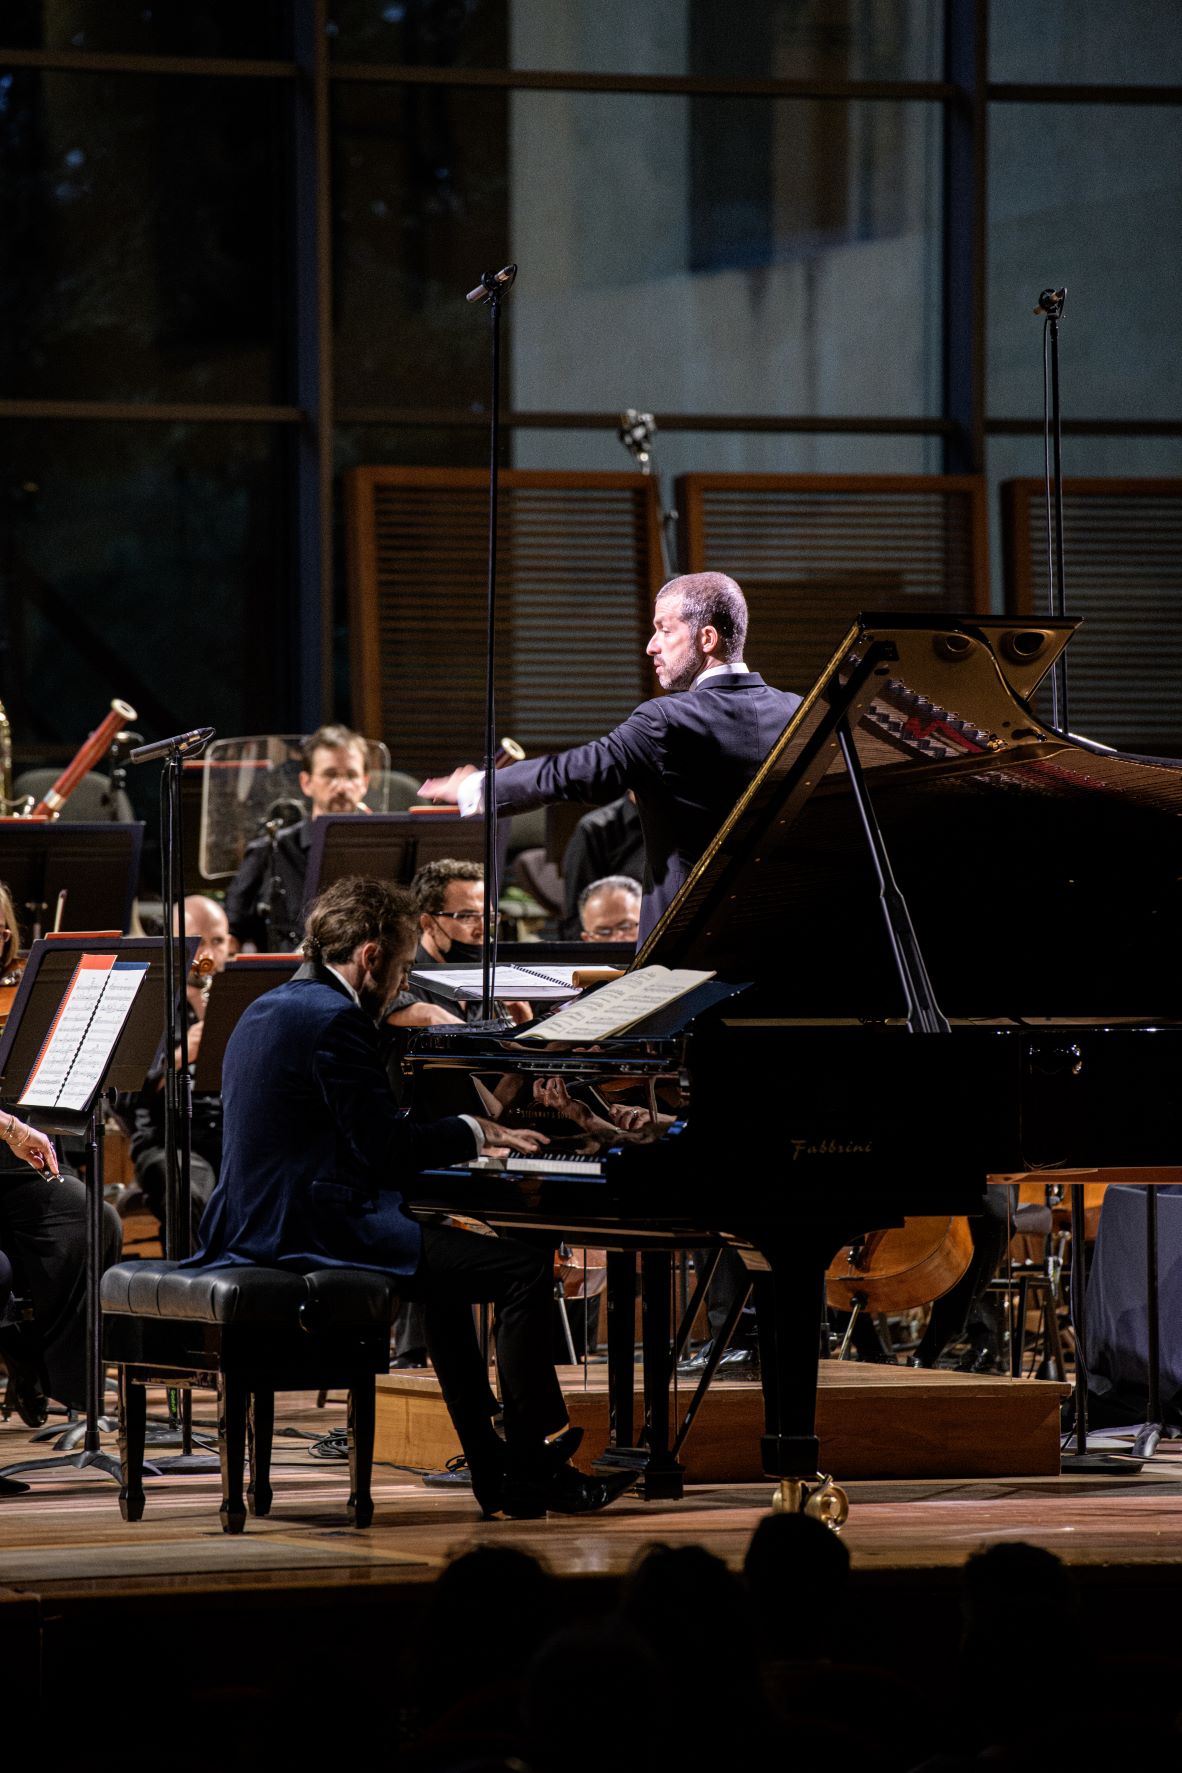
[101,1261,308,1324]
[303,1268,396,1327]
[101,1260,396,1327]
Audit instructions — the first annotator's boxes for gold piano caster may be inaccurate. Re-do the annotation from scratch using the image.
[771,1472,849,1531]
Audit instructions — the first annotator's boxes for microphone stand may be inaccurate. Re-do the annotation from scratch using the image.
[468,264,517,1022]
[130,726,221,1470]
[1032,290,1141,1473]
[1037,288,1069,734]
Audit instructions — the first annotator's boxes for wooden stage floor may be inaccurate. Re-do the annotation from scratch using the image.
[5,1389,1182,1716]
[3,1389,1181,1588]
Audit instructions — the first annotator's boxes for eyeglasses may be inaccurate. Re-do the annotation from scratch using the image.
[433,908,500,927]
[588,920,639,939]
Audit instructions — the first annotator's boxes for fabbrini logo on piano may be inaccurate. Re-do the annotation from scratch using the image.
[790,1137,872,1162]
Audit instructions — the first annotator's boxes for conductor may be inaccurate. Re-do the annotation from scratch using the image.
[421,573,801,942]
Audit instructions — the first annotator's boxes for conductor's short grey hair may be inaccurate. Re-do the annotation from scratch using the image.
[656,573,748,662]
[578,875,643,914]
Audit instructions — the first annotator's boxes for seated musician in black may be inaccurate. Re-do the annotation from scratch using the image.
[226,723,371,953]
[0,884,122,1435]
[124,894,228,1238]
[190,874,629,1519]
[577,875,642,945]
[560,795,645,938]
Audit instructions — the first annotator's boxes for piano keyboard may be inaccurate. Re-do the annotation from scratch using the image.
[465,1152,607,1177]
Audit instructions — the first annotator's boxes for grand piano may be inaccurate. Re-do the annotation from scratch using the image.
[406,613,1182,1519]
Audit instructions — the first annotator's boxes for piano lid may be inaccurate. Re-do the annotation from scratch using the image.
[638,613,1182,1022]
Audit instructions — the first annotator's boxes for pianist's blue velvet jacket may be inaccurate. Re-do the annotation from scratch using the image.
[493,671,801,943]
[189,962,476,1276]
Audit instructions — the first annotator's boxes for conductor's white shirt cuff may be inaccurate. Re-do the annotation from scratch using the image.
[457,774,485,817]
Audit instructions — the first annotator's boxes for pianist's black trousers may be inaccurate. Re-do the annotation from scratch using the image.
[400,1220,567,1486]
[0,1166,122,1408]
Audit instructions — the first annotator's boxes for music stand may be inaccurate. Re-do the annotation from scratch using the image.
[0,937,173,1487]
[0,821,143,941]
[304,812,486,900]
[193,957,300,1093]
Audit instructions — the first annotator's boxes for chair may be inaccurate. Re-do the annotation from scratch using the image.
[102,1259,394,1533]
[13,768,135,823]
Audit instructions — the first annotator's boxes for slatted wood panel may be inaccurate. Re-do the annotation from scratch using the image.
[1003,479,1182,755]
[346,467,664,778]
[680,473,989,695]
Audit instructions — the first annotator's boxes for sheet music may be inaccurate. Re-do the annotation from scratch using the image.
[513,965,715,1043]
[410,964,583,1003]
[19,954,149,1113]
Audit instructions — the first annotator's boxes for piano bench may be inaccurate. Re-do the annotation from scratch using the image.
[101,1259,395,1533]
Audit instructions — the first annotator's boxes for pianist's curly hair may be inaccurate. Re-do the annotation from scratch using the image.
[303,875,415,968]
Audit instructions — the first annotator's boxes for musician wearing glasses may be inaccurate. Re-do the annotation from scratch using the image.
[226,723,372,953]
[578,875,642,946]
[384,858,532,1029]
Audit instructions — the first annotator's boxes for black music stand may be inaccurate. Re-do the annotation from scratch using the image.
[304,812,487,901]
[0,937,172,1487]
[0,821,142,941]
[192,957,299,1094]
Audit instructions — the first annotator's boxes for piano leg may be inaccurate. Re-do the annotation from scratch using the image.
[638,1250,685,1501]
[751,1238,849,1528]
[605,1251,637,1451]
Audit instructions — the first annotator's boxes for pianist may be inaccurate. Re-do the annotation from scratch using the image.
[421,574,802,943]
[190,874,627,1519]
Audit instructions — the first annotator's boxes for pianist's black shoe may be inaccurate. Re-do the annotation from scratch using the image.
[493,1463,634,1521]
[677,1340,760,1379]
[391,1346,430,1369]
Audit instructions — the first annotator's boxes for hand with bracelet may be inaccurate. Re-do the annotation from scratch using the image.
[0,1110,59,1177]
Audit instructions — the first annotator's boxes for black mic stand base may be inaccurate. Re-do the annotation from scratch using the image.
[0,1476,30,1496]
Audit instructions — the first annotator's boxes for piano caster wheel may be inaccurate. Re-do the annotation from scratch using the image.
[805,1477,849,1531]
[771,1473,849,1530]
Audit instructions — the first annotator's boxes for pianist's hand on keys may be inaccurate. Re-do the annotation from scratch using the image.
[473,1118,550,1159]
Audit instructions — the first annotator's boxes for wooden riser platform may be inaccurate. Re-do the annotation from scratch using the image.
[376,1361,1069,1480]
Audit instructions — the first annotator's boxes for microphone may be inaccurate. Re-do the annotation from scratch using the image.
[466,264,517,305]
[259,797,305,837]
[1033,287,1066,318]
[129,726,216,765]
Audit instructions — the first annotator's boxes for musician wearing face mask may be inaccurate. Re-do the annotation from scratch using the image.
[188,875,628,1519]
[384,858,532,1029]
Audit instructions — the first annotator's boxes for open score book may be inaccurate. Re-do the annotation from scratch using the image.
[512,966,716,1043]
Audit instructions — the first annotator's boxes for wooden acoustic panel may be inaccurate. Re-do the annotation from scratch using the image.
[1003,478,1182,755]
[679,472,989,697]
[346,467,664,779]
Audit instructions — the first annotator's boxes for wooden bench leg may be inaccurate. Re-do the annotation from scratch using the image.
[347,1383,375,1529]
[247,1390,275,1518]
[117,1366,147,1523]
[218,1373,249,1534]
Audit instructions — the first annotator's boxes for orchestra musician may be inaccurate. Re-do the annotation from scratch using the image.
[225,723,371,953]
[421,573,802,943]
[561,795,645,937]
[577,875,642,944]
[384,858,532,1029]
[0,883,123,1435]
[122,894,229,1237]
[189,875,630,1519]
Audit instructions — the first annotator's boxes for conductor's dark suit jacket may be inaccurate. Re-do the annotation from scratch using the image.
[495,673,801,943]
[190,963,476,1277]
